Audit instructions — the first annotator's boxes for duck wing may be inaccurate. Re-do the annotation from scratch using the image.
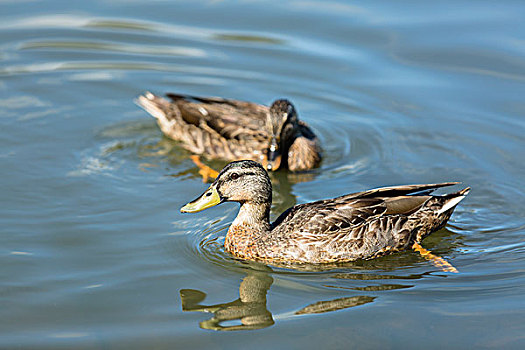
[345,182,460,199]
[166,93,269,141]
[271,197,388,237]
[270,183,460,262]
[272,182,459,230]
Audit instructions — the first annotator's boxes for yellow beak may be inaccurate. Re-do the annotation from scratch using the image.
[180,186,222,213]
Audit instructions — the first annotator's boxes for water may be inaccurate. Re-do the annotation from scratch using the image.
[1,0,524,348]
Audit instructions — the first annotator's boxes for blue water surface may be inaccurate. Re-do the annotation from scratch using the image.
[1,0,524,349]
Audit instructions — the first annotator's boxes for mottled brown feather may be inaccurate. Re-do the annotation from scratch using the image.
[183,161,469,264]
[136,92,322,171]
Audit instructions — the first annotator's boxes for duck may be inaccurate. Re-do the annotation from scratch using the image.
[136,92,322,172]
[180,160,469,265]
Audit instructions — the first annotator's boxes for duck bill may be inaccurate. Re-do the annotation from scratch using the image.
[266,138,282,171]
[180,186,222,213]
[267,152,282,171]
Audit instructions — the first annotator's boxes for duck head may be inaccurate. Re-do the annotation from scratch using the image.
[263,99,299,171]
[181,160,272,213]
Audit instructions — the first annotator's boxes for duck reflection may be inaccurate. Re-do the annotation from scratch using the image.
[180,269,274,331]
[294,295,375,315]
[180,265,385,331]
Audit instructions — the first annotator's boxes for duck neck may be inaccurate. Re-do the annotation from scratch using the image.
[231,201,271,232]
[225,201,272,258]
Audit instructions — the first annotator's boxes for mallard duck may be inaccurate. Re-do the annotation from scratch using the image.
[181,160,469,264]
[136,92,321,172]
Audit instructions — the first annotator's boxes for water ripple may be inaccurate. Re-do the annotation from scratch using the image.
[20,40,207,58]
[0,61,267,80]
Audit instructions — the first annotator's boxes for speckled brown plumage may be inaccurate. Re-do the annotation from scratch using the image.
[182,160,469,264]
[136,92,321,171]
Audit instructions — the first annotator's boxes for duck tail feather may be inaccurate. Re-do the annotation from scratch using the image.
[437,187,470,214]
[135,92,170,120]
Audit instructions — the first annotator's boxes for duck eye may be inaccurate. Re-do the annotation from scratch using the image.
[230,173,240,180]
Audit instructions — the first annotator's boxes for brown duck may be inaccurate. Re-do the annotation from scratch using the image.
[181,160,469,265]
[136,92,321,172]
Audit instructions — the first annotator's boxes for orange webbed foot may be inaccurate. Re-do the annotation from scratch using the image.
[412,242,458,273]
[190,155,219,183]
